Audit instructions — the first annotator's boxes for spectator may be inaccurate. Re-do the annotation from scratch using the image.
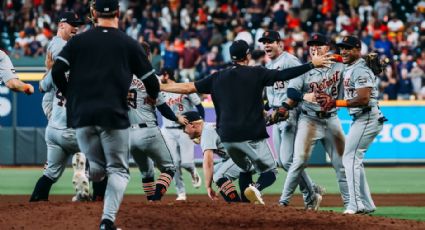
[126,18,141,40]
[374,33,393,58]
[374,0,392,22]
[162,42,180,73]
[382,65,398,100]
[358,0,373,27]
[179,38,201,82]
[336,9,350,32]
[398,68,414,100]
[409,63,425,99]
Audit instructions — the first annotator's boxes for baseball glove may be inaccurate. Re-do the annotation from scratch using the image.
[265,102,291,126]
[364,52,389,75]
[315,92,335,112]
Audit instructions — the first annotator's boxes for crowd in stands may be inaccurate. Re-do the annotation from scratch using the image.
[1,0,425,100]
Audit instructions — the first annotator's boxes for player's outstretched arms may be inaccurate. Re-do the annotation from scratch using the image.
[160,82,197,94]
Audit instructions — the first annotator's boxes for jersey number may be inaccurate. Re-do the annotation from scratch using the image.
[274,81,285,90]
[127,89,137,109]
[56,91,66,107]
[178,104,183,111]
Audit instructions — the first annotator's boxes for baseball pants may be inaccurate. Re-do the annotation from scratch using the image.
[44,126,80,181]
[213,158,243,182]
[222,139,276,174]
[162,127,195,195]
[130,126,176,179]
[273,109,316,206]
[344,108,383,212]
[280,114,350,206]
[76,126,130,222]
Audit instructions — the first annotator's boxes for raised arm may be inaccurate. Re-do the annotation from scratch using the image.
[160,82,198,94]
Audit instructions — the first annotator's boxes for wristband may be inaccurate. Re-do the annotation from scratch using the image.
[23,84,32,93]
[336,100,348,107]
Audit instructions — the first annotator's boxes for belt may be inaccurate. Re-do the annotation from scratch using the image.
[302,110,335,119]
[351,107,372,119]
[165,126,183,129]
[131,121,158,129]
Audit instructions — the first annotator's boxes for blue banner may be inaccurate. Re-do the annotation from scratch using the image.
[338,105,425,163]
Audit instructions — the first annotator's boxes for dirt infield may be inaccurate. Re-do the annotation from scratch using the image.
[0,195,424,230]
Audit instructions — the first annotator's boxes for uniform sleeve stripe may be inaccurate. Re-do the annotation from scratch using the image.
[139,69,155,80]
[56,56,70,66]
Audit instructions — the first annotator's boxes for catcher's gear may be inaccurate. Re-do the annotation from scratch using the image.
[315,92,336,112]
[363,52,390,75]
[265,102,291,126]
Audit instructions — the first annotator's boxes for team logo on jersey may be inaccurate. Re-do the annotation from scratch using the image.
[308,71,340,92]
[131,78,146,90]
[166,94,185,106]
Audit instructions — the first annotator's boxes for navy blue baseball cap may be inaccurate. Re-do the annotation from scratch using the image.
[337,36,361,49]
[258,30,281,43]
[58,12,84,27]
[182,111,203,122]
[307,33,330,46]
[230,40,250,61]
[95,0,119,13]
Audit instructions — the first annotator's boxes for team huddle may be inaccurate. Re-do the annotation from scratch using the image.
[0,1,388,229]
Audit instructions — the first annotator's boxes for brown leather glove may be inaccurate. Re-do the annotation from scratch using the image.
[315,92,336,112]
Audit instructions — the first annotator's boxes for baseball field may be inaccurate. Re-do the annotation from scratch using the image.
[0,166,424,229]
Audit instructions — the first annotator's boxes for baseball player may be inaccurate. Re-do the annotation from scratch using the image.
[51,0,160,228]
[128,74,188,201]
[279,34,350,210]
[29,11,88,202]
[259,30,321,209]
[160,68,204,201]
[127,41,185,201]
[160,40,333,205]
[0,50,34,94]
[182,111,246,202]
[317,36,386,214]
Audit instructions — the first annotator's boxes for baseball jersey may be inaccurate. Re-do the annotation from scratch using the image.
[127,75,165,124]
[0,50,18,84]
[265,52,301,107]
[40,36,68,129]
[288,63,345,113]
[343,58,379,115]
[162,92,201,127]
[200,123,230,160]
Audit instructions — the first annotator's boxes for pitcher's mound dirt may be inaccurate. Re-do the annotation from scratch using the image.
[0,195,424,230]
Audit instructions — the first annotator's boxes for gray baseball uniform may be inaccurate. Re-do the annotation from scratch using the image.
[30,35,81,202]
[342,58,384,213]
[41,36,67,119]
[200,123,242,182]
[128,75,175,183]
[40,36,80,182]
[0,50,18,84]
[281,63,350,207]
[265,52,316,206]
[161,92,201,195]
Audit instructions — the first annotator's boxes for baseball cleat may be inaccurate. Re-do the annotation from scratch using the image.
[244,184,265,205]
[191,170,202,189]
[99,219,121,230]
[306,193,322,211]
[343,209,357,214]
[176,193,187,201]
[72,152,90,201]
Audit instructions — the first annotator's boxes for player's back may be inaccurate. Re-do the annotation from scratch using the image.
[127,76,163,125]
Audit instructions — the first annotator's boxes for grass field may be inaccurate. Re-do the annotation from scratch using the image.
[1,167,424,221]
